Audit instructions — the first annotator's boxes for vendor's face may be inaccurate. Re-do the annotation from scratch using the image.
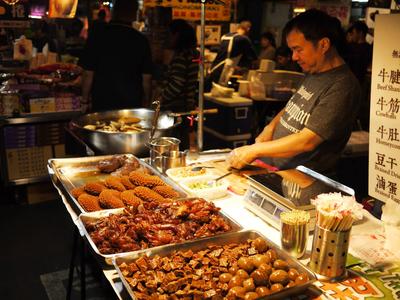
[287,29,326,74]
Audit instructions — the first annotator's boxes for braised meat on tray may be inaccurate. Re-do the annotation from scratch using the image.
[84,198,232,254]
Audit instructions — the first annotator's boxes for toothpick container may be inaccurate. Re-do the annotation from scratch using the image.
[309,225,351,282]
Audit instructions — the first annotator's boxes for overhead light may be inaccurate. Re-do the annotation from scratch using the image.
[2,0,20,5]
[294,7,306,13]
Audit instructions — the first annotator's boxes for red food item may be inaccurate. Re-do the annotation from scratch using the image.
[84,198,232,254]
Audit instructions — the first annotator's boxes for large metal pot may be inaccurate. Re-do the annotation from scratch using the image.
[70,109,181,156]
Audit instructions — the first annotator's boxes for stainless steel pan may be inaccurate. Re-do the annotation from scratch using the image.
[70,109,181,156]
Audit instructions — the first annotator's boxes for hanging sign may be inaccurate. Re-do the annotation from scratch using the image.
[48,0,78,18]
[368,14,400,205]
[305,0,351,26]
[0,0,29,27]
[144,0,231,21]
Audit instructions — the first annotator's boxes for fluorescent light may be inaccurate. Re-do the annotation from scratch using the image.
[294,7,306,13]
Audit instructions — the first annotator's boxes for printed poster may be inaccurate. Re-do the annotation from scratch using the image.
[368,14,400,206]
[48,0,78,18]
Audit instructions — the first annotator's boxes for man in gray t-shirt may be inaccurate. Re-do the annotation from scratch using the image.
[227,9,360,174]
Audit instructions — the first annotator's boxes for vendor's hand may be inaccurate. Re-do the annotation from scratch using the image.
[227,145,257,169]
[255,125,274,143]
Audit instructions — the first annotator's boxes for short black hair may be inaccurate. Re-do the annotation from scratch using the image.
[261,31,276,48]
[284,9,345,53]
[349,21,369,37]
[169,19,197,50]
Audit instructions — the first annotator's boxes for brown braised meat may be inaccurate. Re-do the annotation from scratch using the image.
[84,198,231,254]
[97,156,122,173]
[118,239,309,299]
[97,155,140,175]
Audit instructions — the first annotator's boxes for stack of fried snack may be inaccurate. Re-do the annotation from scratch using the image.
[70,170,180,212]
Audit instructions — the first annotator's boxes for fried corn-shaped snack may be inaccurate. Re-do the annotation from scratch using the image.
[105,176,126,192]
[78,193,102,212]
[71,186,85,198]
[120,190,143,208]
[133,186,165,202]
[153,185,180,199]
[84,181,106,196]
[129,171,166,188]
[99,189,124,209]
[120,175,136,190]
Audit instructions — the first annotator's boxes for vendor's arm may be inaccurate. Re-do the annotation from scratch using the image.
[228,127,322,169]
[255,108,285,143]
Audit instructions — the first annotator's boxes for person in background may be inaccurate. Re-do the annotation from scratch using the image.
[80,0,152,112]
[160,19,198,112]
[159,19,199,149]
[258,31,276,61]
[227,9,360,175]
[274,45,301,72]
[206,20,257,89]
[87,9,107,40]
[345,21,372,85]
[345,21,372,130]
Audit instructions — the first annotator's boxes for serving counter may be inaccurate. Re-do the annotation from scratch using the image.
[49,152,400,300]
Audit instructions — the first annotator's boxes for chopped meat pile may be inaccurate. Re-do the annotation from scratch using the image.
[84,198,232,254]
[118,238,310,299]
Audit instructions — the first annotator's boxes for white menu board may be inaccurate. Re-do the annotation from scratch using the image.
[368,14,400,205]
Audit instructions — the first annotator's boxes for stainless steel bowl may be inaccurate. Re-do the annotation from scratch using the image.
[70,109,181,156]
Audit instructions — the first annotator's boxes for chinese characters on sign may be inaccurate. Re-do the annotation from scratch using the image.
[369,14,400,205]
[143,0,231,21]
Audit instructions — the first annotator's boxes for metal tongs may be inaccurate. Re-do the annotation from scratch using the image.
[149,99,161,142]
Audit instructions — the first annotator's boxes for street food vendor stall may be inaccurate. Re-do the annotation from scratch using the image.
[48,150,399,299]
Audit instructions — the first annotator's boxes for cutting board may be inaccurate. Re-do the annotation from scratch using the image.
[203,159,270,195]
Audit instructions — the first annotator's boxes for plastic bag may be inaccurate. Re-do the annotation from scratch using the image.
[249,73,265,100]
[13,35,33,61]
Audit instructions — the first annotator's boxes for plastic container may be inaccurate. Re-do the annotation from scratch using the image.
[166,166,217,182]
[180,175,229,200]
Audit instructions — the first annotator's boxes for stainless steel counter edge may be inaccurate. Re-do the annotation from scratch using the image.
[0,111,82,125]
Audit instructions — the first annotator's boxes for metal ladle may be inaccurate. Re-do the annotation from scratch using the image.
[149,98,161,142]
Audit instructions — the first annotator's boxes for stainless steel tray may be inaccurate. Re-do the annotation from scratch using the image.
[48,154,188,214]
[113,230,316,300]
[78,200,242,265]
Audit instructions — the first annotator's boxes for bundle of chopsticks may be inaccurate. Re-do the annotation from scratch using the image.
[281,210,310,226]
[312,193,363,232]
